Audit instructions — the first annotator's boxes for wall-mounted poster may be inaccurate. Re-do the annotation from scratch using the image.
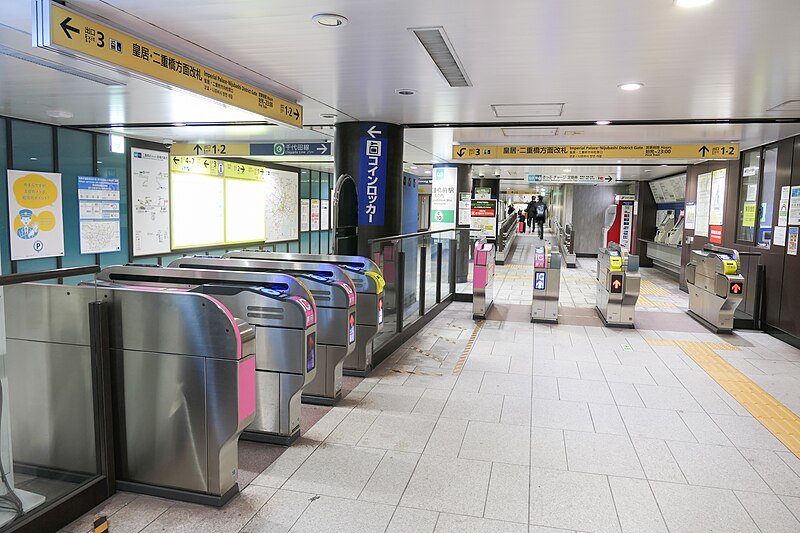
[789,186,800,226]
[78,176,120,254]
[695,172,712,237]
[788,227,799,256]
[7,170,64,260]
[310,199,321,231]
[685,201,697,230]
[430,166,457,231]
[320,199,330,231]
[300,199,310,232]
[264,168,299,243]
[779,186,790,227]
[130,148,170,256]
[773,226,787,247]
[709,169,726,226]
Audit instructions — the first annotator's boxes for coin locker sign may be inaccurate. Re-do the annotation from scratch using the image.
[452,144,739,160]
[33,2,302,127]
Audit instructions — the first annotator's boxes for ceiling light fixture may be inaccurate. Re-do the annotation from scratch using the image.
[618,82,644,91]
[312,13,348,27]
[675,0,713,7]
[395,88,416,96]
[562,168,572,172]
[172,122,187,127]
[46,109,73,119]
[320,113,338,119]
[410,166,418,169]
[595,120,611,125]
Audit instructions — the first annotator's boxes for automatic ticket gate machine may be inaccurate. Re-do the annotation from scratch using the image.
[6,283,257,506]
[686,244,745,332]
[169,257,357,406]
[473,238,496,319]
[94,265,317,446]
[596,243,641,328]
[225,251,385,377]
[531,245,561,323]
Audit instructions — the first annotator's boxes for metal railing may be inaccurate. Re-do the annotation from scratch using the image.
[553,217,577,268]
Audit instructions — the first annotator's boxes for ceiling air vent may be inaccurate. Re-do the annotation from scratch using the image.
[491,103,564,118]
[0,45,125,86]
[410,27,471,87]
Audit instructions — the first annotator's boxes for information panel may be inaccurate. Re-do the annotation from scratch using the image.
[695,172,712,237]
[226,177,266,243]
[78,176,120,254]
[131,148,170,256]
[171,172,225,248]
[430,166,458,231]
[7,170,64,260]
[709,169,727,226]
[264,168,299,243]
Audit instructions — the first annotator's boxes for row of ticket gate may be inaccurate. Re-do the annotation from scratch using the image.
[526,242,745,333]
[3,252,385,507]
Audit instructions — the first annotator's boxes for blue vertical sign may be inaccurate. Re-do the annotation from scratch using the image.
[534,271,547,290]
[358,124,388,225]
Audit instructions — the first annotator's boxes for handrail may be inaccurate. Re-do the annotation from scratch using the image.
[368,227,470,245]
[0,265,101,286]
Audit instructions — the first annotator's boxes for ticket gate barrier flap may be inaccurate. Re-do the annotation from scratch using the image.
[170,257,357,406]
[531,246,561,323]
[595,244,641,328]
[5,283,255,506]
[686,245,745,333]
[473,239,496,319]
[94,266,316,445]
[225,251,386,376]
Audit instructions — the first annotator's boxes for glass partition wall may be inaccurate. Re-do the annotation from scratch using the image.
[0,267,112,533]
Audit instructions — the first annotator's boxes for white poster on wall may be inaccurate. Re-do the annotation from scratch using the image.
[695,172,712,237]
[789,186,800,226]
[430,166,458,231]
[779,186,790,227]
[320,199,330,231]
[709,169,726,226]
[685,201,697,230]
[78,176,120,254]
[7,170,64,260]
[131,148,170,256]
[310,199,320,231]
[171,173,225,248]
[300,199,310,232]
[773,226,787,247]
[264,168,299,243]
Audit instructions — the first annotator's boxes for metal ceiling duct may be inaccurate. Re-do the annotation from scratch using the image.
[410,27,471,87]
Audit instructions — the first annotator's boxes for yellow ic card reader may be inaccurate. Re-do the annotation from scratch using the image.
[722,260,738,276]
[609,256,623,272]
[365,271,385,293]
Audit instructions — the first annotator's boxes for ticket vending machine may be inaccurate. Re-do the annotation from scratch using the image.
[225,251,385,377]
[596,243,641,328]
[169,257,357,406]
[603,195,636,251]
[686,244,745,332]
[94,265,317,445]
[530,245,561,323]
[473,239,495,319]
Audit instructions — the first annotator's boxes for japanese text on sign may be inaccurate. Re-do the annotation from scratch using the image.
[452,144,739,160]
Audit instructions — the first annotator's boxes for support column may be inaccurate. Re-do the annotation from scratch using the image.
[334,122,404,257]
[454,165,472,282]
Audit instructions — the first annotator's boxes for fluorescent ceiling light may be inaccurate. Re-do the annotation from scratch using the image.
[410,166,418,169]
[595,120,611,125]
[675,0,713,7]
[618,82,644,91]
[47,109,73,119]
[562,168,571,172]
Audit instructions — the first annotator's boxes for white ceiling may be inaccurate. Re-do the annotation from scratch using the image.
[2,0,800,173]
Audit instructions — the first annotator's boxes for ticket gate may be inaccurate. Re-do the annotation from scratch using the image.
[226,251,385,376]
[5,283,256,506]
[596,243,641,328]
[93,265,317,445]
[686,244,745,332]
[169,257,357,406]
[473,239,495,319]
[531,245,561,323]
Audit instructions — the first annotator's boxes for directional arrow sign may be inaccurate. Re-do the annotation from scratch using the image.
[367,125,383,139]
[730,282,743,295]
[611,274,623,293]
[59,17,79,39]
[452,143,739,160]
[529,174,614,184]
[170,142,332,157]
[34,2,303,127]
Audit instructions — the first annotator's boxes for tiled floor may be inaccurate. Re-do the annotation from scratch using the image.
[62,297,800,532]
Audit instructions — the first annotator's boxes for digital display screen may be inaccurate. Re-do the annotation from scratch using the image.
[307,332,316,371]
[349,312,356,344]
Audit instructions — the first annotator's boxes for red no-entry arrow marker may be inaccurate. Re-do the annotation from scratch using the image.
[730,283,742,294]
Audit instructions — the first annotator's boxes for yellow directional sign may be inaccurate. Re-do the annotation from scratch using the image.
[170,143,250,157]
[452,144,739,160]
[170,155,266,180]
[34,2,302,127]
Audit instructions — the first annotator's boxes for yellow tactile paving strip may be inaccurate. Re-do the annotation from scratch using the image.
[453,320,483,375]
[649,339,800,457]
[640,285,672,297]
[637,295,676,308]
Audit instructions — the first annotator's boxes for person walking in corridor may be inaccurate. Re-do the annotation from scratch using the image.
[534,195,548,239]
[525,197,536,233]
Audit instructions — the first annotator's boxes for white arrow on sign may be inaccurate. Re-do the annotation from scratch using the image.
[317,144,329,155]
[367,125,382,138]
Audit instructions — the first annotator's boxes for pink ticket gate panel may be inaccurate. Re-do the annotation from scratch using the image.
[473,239,496,319]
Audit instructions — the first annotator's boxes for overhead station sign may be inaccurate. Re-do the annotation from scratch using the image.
[528,174,613,184]
[32,1,303,127]
[171,142,331,157]
[452,144,739,160]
